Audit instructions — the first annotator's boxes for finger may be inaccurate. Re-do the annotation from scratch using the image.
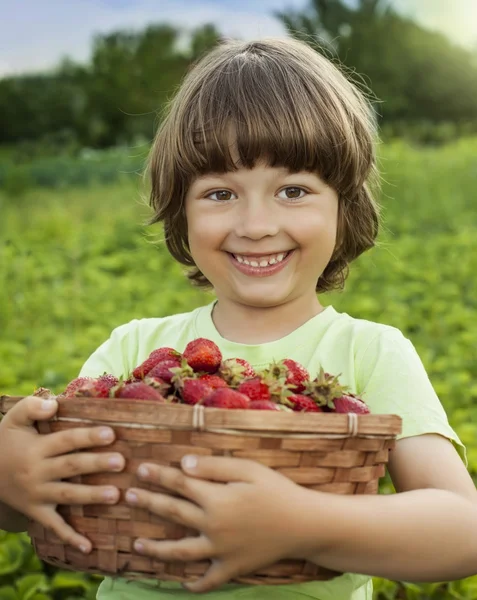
[135,463,213,504]
[134,535,214,563]
[5,396,58,429]
[184,560,233,593]
[126,488,205,529]
[181,455,259,483]
[41,425,116,458]
[45,452,125,480]
[31,506,93,554]
[42,482,120,506]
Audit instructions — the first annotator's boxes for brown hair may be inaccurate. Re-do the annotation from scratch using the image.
[146,37,381,293]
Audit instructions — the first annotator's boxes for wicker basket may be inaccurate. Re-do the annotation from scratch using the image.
[0,395,401,585]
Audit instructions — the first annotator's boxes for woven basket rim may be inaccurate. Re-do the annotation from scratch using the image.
[1,395,402,437]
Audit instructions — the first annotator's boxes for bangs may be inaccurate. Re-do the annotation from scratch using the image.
[172,49,371,195]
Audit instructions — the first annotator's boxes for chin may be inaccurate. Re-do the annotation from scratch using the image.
[233,288,293,309]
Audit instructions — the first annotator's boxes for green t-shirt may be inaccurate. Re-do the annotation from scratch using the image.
[79,302,466,600]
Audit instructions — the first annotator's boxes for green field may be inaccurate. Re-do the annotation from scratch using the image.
[1,138,477,599]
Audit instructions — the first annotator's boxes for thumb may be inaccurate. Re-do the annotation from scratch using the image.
[5,395,58,428]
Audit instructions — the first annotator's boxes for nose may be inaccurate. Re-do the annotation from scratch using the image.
[233,197,280,240]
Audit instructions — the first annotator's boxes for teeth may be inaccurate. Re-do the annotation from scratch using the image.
[233,252,289,267]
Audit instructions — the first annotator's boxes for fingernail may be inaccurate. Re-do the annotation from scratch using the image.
[102,488,117,501]
[99,428,114,441]
[137,465,149,478]
[79,544,89,554]
[41,399,56,410]
[126,491,138,504]
[108,455,123,469]
[182,455,197,470]
[134,540,144,552]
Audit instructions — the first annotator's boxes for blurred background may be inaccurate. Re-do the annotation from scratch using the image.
[1,1,476,598]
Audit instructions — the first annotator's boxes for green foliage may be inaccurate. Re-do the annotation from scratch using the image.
[0,147,146,193]
[0,532,100,599]
[1,138,477,598]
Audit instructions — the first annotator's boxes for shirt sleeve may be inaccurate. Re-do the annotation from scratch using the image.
[356,327,467,466]
[78,320,140,380]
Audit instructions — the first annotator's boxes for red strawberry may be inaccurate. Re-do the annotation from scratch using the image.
[282,359,309,393]
[181,379,214,405]
[63,377,94,398]
[304,368,345,407]
[149,347,181,362]
[183,338,222,373]
[116,382,165,401]
[203,388,250,409]
[74,379,112,398]
[133,356,161,380]
[249,400,281,411]
[288,394,323,413]
[133,347,181,379]
[237,376,271,402]
[143,376,171,396]
[331,394,370,414]
[219,358,255,386]
[97,373,119,390]
[199,374,228,389]
[148,358,182,384]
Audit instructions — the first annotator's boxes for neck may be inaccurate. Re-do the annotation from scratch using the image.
[211,294,325,344]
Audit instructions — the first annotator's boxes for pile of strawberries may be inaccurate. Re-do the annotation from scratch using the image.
[51,338,369,414]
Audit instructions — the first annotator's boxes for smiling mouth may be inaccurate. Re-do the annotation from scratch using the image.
[229,251,292,268]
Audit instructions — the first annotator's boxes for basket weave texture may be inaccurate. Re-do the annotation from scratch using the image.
[0,395,401,586]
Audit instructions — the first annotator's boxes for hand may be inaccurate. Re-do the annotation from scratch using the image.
[0,396,125,553]
[125,455,311,593]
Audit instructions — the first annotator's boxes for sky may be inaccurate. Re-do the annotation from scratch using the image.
[1,0,476,77]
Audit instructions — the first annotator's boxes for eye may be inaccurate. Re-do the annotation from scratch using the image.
[277,186,308,201]
[206,190,236,202]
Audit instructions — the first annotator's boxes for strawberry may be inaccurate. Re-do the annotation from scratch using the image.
[219,358,255,386]
[143,376,171,396]
[181,379,214,405]
[97,373,119,391]
[62,376,94,398]
[148,358,182,384]
[249,400,281,411]
[198,374,228,389]
[183,338,222,374]
[203,388,250,409]
[133,347,181,380]
[264,359,309,393]
[304,368,345,407]
[288,394,323,413]
[237,376,271,402]
[116,382,165,401]
[74,379,112,398]
[330,394,370,414]
[133,356,162,380]
[282,359,309,393]
[149,347,181,362]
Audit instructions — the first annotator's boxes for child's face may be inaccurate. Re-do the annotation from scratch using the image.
[185,161,339,309]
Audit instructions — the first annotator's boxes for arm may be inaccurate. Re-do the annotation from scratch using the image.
[0,500,28,532]
[304,434,477,582]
